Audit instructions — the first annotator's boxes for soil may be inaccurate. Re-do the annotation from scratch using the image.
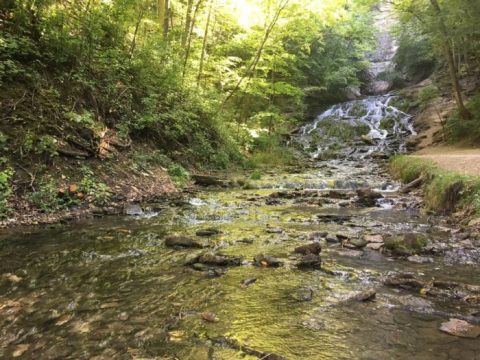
[413,146,480,176]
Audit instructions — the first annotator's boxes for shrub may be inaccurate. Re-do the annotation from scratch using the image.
[168,163,190,185]
[0,160,13,218]
[446,92,480,145]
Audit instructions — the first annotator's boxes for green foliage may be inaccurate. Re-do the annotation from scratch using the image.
[0,159,13,218]
[167,164,190,185]
[79,167,111,206]
[26,177,75,213]
[250,170,262,180]
[446,92,480,144]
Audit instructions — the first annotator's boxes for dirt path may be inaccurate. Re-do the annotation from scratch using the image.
[413,146,480,176]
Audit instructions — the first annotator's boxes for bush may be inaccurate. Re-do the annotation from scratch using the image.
[168,164,190,185]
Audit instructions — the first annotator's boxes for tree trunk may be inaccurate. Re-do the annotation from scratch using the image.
[182,0,204,79]
[429,0,472,119]
[197,0,213,86]
[164,0,170,38]
[182,0,194,47]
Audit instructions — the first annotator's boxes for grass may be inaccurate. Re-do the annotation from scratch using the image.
[390,155,480,215]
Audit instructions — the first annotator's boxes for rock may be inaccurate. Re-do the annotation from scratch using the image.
[165,236,202,249]
[407,255,434,264]
[468,218,480,227]
[241,277,257,287]
[326,235,340,243]
[336,233,349,241]
[294,242,322,255]
[384,233,428,256]
[236,238,254,244]
[356,188,383,206]
[254,254,283,268]
[364,234,384,243]
[349,238,367,248]
[195,228,222,237]
[13,344,30,358]
[200,311,218,322]
[2,273,22,283]
[366,242,384,251]
[118,312,129,321]
[439,319,480,338]
[351,289,376,302]
[337,249,363,258]
[293,287,314,302]
[193,253,243,267]
[192,175,226,187]
[308,231,328,240]
[266,227,283,234]
[124,204,144,216]
[361,134,377,145]
[297,254,322,269]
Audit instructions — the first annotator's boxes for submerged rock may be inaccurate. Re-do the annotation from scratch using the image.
[253,254,283,267]
[351,289,376,302]
[195,228,222,237]
[192,253,243,267]
[297,254,322,269]
[440,318,480,338]
[165,236,203,249]
[241,277,257,287]
[407,255,434,264]
[294,242,322,255]
[293,287,314,302]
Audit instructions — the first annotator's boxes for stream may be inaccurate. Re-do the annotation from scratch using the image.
[1,96,480,359]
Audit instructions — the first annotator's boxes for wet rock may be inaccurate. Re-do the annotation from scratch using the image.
[384,233,428,256]
[364,234,384,243]
[265,227,283,234]
[351,289,376,302]
[336,233,349,241]
[407,255,434,264]
[241,277,257,287]
[326,235,340,243]
[440,318,480,338]
[201,311,218,322]
[293,287,314,302]
[356,188,383,206]
[349,238,367,248]
[397,295,433,310]
[317,214,352,223]
[124,204,144,216]
[297,254,322,269]
[236,238,254,244]
[308,231,328,240]
[361,134,377,145]
[192,174,227,187]
[325,190,353,199]
[366,242,384,251]
[196,228,222,237]
[193,253,243,267]
[294,242,322,255]
[165,236,202,249]
[337,249,363,258]
[253,254,283,267]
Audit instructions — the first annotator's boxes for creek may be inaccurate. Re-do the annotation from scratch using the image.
[1,96,480,359]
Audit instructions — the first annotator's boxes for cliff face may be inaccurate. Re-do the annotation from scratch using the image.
[367,1,399,94]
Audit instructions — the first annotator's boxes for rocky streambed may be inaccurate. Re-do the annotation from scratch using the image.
[1,97,480,359]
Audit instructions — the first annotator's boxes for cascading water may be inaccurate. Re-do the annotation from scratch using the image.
[297,95,416,161]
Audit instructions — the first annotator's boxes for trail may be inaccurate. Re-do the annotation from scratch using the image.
[414,146,480,176]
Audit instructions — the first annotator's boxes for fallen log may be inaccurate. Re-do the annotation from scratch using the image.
[400,176,424,194]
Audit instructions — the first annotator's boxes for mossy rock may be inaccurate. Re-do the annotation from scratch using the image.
[384,233,428,256]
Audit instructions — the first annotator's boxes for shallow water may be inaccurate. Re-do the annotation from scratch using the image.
[1,99,480,359]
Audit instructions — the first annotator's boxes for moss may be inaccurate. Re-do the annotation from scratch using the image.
[390,155,480,215]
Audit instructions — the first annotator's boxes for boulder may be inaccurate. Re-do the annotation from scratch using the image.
[294,242,322,255]
[297,254,322,269]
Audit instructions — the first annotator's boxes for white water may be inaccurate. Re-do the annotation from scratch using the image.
[298,95,415,159]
